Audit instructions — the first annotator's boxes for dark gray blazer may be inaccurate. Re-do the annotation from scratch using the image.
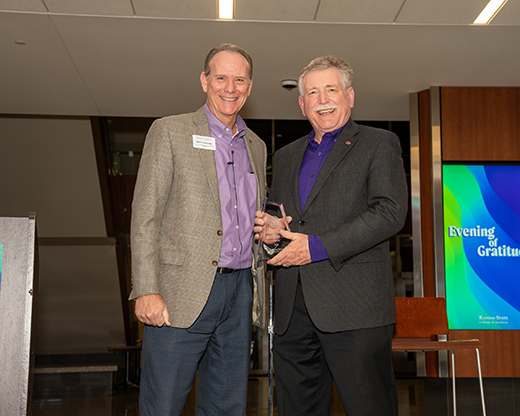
[270,119,408,335]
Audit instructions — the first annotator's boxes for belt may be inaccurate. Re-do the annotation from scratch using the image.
[216,267,242,274]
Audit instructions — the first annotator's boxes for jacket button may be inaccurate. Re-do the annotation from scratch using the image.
[299,220,305,225]
[217,230,223,236]
[212,261,218,266]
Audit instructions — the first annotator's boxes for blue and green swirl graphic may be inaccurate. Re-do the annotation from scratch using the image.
[443,164,520,329]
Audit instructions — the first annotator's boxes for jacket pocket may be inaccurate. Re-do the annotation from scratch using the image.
[159,247,187,265]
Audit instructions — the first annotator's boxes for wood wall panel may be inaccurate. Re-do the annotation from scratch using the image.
[417,89,439,377]
[418,90,436,299]
[438,87,520,377]
[441,87,520,161]
[449,330,520,377]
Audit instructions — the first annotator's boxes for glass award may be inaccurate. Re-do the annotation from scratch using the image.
[257,201,291,263]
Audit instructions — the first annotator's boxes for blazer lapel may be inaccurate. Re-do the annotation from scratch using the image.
[286,137,309,217]
[192,107,221,217]
[244,132,265,210]
[244,132,261,177]
[302,120,359,214]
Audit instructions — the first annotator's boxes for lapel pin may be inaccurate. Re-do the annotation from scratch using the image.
[346,141,351,145]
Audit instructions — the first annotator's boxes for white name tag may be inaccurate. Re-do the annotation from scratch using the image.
[193,135,216,151]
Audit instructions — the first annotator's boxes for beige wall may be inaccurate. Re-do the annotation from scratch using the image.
[0,116,126,354]
[0,116,105,237]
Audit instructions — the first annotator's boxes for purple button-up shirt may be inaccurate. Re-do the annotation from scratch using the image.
[205,104,257,269]
[298,125,346,262]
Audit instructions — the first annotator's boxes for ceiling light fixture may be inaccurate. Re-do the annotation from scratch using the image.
[218,0,234,20]
[473,0,508,24]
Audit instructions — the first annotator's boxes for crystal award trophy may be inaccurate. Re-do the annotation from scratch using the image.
[257,201,291,263]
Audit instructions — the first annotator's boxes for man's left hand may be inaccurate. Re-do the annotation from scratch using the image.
[267,229,311,267]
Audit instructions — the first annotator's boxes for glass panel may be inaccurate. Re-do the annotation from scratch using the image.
[100,116,412,376]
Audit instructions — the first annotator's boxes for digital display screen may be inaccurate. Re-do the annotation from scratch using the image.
[443,164,520,329]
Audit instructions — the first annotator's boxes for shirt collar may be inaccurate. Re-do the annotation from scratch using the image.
[204,104,247,142]
[308,122,347,146]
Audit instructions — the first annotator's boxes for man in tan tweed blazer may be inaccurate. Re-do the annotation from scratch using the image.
[130,44,266,415]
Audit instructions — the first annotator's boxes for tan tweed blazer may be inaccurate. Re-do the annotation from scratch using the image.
[130,106,267,328]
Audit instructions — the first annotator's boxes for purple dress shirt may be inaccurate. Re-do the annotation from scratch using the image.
[298,125,346,262]
[205,105,257,269]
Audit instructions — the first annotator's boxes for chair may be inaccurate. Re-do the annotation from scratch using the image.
[392,297,487,416]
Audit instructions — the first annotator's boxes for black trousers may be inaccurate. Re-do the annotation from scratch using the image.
[273,283,398,416]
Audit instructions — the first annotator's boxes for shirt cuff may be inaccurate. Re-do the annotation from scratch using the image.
[308,235,329,262]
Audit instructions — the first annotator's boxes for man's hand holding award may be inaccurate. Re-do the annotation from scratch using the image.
[255,201,292,263]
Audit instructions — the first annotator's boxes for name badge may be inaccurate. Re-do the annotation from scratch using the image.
[193,135,216,151]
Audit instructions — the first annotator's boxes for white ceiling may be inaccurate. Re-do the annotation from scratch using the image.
[1,0,519,120]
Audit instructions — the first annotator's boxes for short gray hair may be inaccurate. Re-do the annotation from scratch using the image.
[298,55,354,96]
[204,43,253,82]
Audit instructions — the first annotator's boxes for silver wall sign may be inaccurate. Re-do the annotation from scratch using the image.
[0,214,38,416]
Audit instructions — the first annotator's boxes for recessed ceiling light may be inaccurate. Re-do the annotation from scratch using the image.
[474,0,508,24]
[218,0,234,20]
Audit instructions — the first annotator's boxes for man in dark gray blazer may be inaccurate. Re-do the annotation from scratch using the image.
[255,56,408,415]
